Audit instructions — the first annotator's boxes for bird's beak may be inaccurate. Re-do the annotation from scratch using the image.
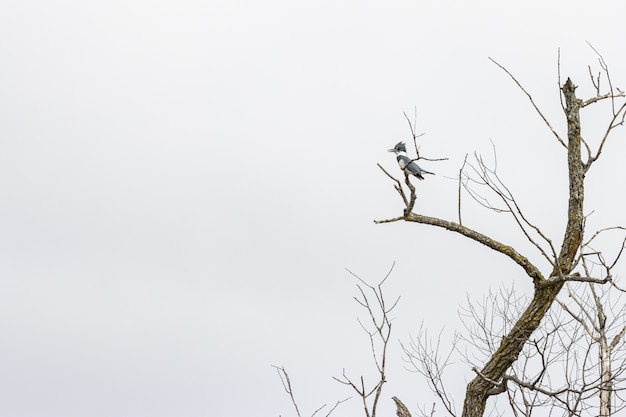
[387,148,396,152]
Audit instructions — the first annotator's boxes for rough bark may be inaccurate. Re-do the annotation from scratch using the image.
[392,396,412,417]
[459,78,585,417]
[403,213,544,283]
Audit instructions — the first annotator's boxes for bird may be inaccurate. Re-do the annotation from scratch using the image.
[388,141,434,180]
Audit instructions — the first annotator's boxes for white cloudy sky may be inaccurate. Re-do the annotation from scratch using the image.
[1,1,626,416]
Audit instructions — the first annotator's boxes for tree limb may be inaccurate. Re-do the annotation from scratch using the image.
[403,212,544,283]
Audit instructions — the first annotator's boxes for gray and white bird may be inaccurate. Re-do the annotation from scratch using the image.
[388,142,434,180]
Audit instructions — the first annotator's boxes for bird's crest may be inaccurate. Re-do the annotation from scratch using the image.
[393,142,407,153]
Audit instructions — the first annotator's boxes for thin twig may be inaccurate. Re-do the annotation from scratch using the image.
[489,57,567,148]
[458,154,468,225]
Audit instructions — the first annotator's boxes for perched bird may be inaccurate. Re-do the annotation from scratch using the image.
[388,142,434,180]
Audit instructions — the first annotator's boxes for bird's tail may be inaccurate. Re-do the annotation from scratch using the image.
[422,169,435,176]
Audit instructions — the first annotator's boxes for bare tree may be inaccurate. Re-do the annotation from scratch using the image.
[333,264,400,417]
[404,279,626,417]
[377,48,626,417]
[275,264,411,417]
[276,47,626,417]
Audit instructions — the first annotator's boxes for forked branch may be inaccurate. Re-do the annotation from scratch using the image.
[334,264,401,417]
[273,365,351,417]
[402,326,458,417]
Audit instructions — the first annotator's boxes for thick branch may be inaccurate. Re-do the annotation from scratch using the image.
[403,213,543,283]
[555,78,585,276]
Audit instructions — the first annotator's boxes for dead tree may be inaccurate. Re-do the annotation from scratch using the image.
[334,264,401,417]
[275,264,411,417]
[377,49,626,417]
[405,279,626,416]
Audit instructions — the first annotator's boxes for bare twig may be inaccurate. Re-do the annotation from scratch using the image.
[335,263,399,417]
[273,365,303,417]
[584,100,626,170]
[404,108,426,156]
[489,57,567,148]
[323,398,352,417]
[401,108,447,162]
[374,216,404,224]
[579,43,626,170]
[274,366,350,417]
[403,326,458,417]
[558,48,565,112]
[378,163,409,208]
[463,147,558,268]
[458,154,468,225]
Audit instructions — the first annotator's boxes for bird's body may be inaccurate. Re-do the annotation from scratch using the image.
[388,142,434,180]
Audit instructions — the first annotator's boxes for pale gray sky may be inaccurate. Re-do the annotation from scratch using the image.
[1,1,626,416]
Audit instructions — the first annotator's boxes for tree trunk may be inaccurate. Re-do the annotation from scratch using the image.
[600,337,612,417]
[461,78,585,417]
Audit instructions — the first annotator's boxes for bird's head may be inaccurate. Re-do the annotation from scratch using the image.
[388,142,407,154]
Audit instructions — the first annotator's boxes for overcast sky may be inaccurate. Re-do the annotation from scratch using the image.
[1,1,626,416]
